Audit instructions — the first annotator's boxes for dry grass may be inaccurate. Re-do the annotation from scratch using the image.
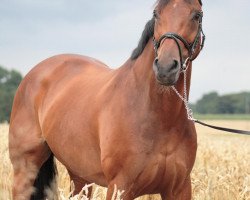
[1,121,250,199]
[192,121,250,200]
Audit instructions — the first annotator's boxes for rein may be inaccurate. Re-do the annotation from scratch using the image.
[174,68,250,136]
[152,11,250,136]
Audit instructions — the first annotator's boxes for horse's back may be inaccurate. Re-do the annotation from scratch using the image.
[12,54,109,113]
[23,54,111,91]
[10,54,111,130]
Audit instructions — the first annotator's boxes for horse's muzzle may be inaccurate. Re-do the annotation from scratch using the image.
[153,58,180,86]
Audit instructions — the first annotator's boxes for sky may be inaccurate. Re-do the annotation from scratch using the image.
[0,0,250,103]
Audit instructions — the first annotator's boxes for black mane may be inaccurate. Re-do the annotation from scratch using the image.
[130,17,155,60]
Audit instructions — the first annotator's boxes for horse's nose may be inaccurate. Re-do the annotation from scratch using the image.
[154,59,179,75]
[153,58,180,86]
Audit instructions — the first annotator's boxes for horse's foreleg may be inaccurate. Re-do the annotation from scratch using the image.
[106,184,134,200]
[160,176,192,200]
[175,176,192,200]
[105,176,135,200]
[68,171,92,198]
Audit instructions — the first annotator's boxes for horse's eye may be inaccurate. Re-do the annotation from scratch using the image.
[193,12,202,21]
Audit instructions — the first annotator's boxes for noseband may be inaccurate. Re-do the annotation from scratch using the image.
[152,12,205,70]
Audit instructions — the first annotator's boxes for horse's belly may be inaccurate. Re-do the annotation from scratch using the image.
[45,127,108,186]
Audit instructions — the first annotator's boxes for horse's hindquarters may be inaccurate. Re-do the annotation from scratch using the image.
[9,54,112,199]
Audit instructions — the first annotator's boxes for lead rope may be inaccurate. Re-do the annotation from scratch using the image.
[171,59,196,121]
[171,64,250,135]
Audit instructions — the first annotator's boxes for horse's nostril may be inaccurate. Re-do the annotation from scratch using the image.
[168,60,179,72]
[154,58,159,68]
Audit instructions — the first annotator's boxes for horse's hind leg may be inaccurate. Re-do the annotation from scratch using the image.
[9,109,51,200]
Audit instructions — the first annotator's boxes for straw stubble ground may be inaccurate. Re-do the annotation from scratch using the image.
[1,121,250,199]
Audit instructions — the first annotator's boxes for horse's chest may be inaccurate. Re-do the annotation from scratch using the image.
[138,154,190,193]
[133,149,191,194]
[101,125,197,195]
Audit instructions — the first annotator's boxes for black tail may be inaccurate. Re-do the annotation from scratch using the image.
[30,154,57,200]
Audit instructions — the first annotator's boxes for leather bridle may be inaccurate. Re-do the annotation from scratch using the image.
[152,11,205,70]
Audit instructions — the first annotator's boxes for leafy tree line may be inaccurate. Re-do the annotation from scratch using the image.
[0,65,22,122]
[192,91,250,114]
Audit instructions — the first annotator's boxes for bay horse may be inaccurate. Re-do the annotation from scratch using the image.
[9,0,205,199]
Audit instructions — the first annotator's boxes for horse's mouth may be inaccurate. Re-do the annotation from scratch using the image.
[155,73,179,86]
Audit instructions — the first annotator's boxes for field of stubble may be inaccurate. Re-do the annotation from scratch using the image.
[1,121,250,200]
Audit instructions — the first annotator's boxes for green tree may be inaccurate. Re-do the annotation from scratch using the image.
[194,91,250,114]
[0,66,22,122]
[195,92,219,114]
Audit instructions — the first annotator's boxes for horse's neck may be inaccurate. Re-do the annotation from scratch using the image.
[127,40,192,125]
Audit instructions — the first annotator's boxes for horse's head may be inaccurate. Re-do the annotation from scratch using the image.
[153,0,205,86]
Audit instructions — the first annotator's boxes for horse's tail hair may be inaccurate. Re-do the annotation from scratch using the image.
[30,154,58,200]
